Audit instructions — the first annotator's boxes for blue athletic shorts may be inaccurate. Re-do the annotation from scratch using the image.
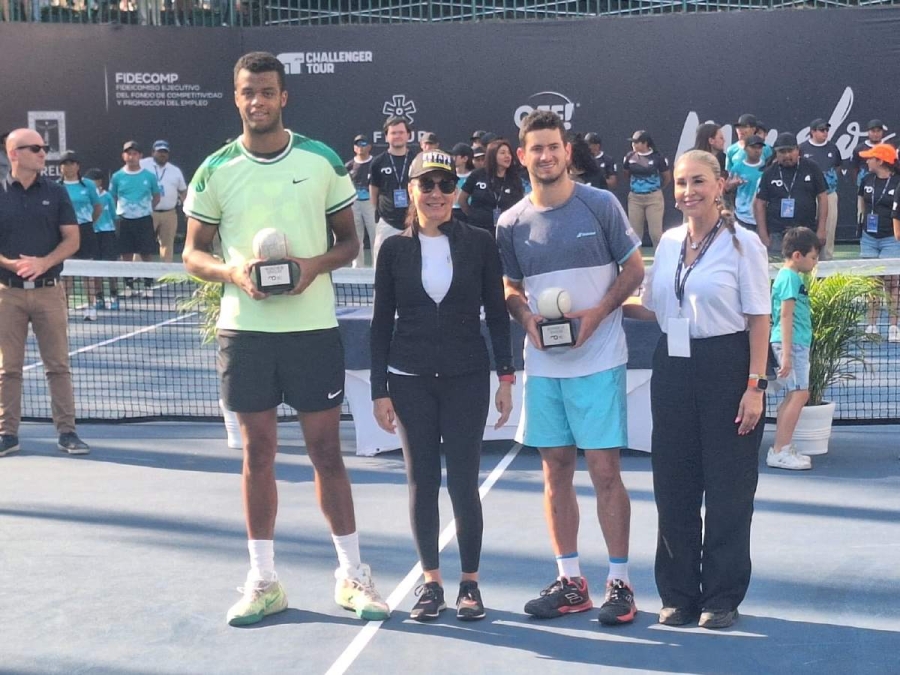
[516,365,627,449]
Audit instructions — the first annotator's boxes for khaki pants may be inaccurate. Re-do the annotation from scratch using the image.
[824,191,838,260]
[628,190,665,247]
[152,209,178,262]
[351,200,377,268]
[0,283,76,435]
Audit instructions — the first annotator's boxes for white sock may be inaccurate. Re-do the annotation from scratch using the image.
[607,558,630,586]
[248,539,275,582]
[556,553,581,579]
[332,532,361,575]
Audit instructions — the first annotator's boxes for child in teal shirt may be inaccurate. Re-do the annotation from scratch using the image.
[768,227,820,470]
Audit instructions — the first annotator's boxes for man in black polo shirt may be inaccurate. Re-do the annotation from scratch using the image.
[0,128,90,457]
[369,115,415,265]
[754,132,828,256]
[585,132,618,190]
[800,118,843,260]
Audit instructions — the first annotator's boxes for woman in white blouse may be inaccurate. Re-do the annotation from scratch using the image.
[628,150,770,630]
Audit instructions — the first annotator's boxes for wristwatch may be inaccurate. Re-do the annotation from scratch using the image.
[748,374,768,391]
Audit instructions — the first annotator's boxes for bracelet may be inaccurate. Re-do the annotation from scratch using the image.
[498,374,516,384]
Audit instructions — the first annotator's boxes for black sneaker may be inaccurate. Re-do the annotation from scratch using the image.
[524,577,592,619]
[597,579,637,626]
[456,581,486,621]
[410,582,445,622]
[1,435,20,457]
[58,432,90,455]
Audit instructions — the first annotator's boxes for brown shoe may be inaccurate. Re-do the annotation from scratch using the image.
[658,606,699,626]
[699,608,738,629]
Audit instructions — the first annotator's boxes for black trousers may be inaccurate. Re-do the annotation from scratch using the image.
[650,331,764,613]
[389,370,490,573]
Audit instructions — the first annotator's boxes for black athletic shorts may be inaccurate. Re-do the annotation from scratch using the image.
[118,215,157,256]
[217,327,345,413]
[73,223,98,260]
[95,231,118,261]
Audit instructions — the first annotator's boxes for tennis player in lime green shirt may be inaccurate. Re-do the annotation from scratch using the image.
[183,51,390,627]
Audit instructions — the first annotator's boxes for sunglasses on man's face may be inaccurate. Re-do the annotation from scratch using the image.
[17,144,51,154]
[417,177,457,195]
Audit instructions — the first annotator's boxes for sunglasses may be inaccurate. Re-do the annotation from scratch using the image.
[17,144,51,154]
[417,177,457,194]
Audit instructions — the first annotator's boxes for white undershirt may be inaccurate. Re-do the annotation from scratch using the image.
[387,233,453,376]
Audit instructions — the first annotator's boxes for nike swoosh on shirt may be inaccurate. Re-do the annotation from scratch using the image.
[293,178,308,184]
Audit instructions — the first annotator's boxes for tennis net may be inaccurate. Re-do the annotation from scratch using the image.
[17,257,900,424]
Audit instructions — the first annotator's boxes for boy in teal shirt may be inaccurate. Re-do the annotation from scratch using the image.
[768,227,820,470]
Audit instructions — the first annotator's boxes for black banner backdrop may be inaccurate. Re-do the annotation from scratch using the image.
[3,9,899,237]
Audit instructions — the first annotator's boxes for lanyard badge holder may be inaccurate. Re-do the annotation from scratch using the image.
[669,221,723,358]
[779,167,797,220]
[389,154,410,208]
[866,179,890,234]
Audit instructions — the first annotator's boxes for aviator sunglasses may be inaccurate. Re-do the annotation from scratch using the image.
[17,144,51,154]
[417,177,457,194]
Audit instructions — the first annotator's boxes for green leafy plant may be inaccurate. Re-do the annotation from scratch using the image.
[161,273,223,345]
[807,273,884,406]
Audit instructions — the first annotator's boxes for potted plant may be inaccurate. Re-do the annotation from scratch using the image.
[789,272,884,455]
[161,272,241,448]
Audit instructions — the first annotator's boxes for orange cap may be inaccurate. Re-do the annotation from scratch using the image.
[859,143,897,165]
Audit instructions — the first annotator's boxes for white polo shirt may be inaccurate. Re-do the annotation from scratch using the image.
[643,224,770,338]
[140,157,187,211]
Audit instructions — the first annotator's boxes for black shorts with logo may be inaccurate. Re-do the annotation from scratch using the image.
[118,215,157,256]
[217,327,345,413]
[73,222,98,260]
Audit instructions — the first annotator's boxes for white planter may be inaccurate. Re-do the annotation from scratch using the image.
[220,399,242,449]
[792,401,836,456]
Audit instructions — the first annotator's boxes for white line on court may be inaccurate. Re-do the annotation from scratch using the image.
[324,441,524,675]
[22,312,197,372]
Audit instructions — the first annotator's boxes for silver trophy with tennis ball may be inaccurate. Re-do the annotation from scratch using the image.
[251,228,300,295]
[536,287,576,348]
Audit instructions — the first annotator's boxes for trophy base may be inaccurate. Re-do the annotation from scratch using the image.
[539,318,576,348]
[252,260,300,295]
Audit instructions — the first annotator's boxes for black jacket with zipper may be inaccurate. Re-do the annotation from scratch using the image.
[370,218,514,399]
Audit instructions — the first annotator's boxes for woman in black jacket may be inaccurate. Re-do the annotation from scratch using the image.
[371,150,514,623]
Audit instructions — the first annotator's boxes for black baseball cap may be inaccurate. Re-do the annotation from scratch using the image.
[809,118,830,131]
[59,150,79,163]
[479,132,498,147]
[773,132,798,150]
[122,141,141,153]
[421,132,439,144]
[867,119,886,131]
[470,129,487,141]
[408,150,456,179]
[450,142,474,158]
[628,130,651,144]
[84,168,104,180]
[744,135,766,148]
[472,146,486,159]
[353,134,369,147]
[584,132,602,145]
[736,113,758,128]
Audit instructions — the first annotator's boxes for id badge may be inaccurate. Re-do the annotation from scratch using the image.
[666,317,691,358]
[158,185,166,197]
[866,214,879,234]
[780,198,795,219]
[392,189,409,208]
[492,207,502,225]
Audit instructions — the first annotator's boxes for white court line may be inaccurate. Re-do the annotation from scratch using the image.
[325,441,524,675]
[23,313,197,372]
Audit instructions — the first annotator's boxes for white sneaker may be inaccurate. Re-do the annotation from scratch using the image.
[122,287,133,298]
[226,573,288,626]
[766,446,812,471]
[334,563,391,620]
[83,308,97,321]
[889,325,900,343]
[865,324,878,336]
[143,287,154,298]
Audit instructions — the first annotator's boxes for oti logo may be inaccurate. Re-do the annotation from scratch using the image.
[514,92,579,130]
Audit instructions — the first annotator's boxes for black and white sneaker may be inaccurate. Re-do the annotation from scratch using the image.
[410,582,445,622]
[58,432,90,455]
[524,577,592,619]
[597,579,637,625]
[456,581,486,621]
[1,435,20,457]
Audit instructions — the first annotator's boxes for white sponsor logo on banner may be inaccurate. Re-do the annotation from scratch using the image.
[27,111,66,161]
[514,92,579,130]
[675,87,896,162]
[278,51,373,75]
[107,69,223,110]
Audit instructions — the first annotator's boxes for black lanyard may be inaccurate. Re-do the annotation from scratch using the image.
[870,176,891,213]
[674,220,722,306]
[491,174,510,207]
[387,153,409,190]
[778,167,798,196]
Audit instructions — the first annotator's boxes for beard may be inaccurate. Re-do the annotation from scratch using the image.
[532,164,567,186]
[245,111,282,136]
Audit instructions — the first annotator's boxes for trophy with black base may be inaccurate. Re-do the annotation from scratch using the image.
[536,287,576,348]
[251,228,300,296]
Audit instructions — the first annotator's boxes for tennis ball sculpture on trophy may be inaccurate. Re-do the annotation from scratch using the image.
[250,228,300,295]
[536,287,575,348]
